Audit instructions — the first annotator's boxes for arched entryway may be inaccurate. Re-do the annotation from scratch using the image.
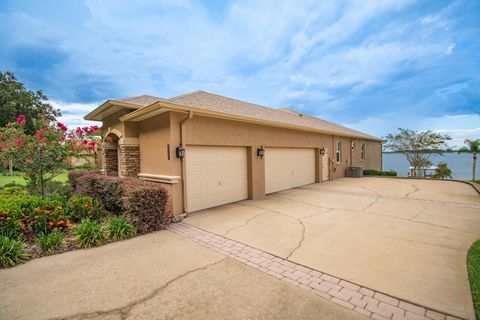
[103,132,120,176]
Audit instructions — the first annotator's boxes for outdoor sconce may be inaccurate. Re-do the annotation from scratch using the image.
[320,147,326,155]
[257,145,265,159]
[176,144,185,160]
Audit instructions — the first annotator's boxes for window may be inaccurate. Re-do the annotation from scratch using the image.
[335,141,341,163]
[361,143,366,161]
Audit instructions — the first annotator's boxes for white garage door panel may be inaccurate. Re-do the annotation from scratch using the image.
[186,146,248,212]
[265,148,315,194]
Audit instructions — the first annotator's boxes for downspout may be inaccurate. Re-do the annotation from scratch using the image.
[179,111,193,214]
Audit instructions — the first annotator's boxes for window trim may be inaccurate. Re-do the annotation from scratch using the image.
[360,143,366,161]
[335,141,341,163]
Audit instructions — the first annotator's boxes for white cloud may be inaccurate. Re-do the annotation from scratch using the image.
[51,100,101,129]
[343,113,480,148]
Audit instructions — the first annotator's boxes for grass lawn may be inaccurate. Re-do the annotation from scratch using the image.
[468,240,480,320]
[474,180,480,185]
[0,170,68,187]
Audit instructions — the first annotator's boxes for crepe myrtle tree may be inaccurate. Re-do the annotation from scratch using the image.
[458,139,480,181]
[0,115,100,196]
[384,128,451,177]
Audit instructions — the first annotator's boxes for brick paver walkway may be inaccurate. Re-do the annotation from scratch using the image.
[168,222,463,320]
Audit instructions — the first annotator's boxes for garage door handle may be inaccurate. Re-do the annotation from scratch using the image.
[218,181,222,186]
[292,171,294,175]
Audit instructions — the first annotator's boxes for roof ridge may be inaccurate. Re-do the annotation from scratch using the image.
[173,90,296,114]
[167,90,204,101]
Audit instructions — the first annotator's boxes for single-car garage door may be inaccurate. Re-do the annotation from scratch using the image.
[186,146,248,212]
[265,148,315,194]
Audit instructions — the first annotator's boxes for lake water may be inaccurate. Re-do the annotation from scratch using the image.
[382,153,478,180]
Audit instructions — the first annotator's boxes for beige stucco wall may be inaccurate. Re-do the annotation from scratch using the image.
[104,110,382,215]
[350,140,383,170]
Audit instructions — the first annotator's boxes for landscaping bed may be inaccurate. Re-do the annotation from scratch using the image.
[468,240,480,320]
[0,170,169,268]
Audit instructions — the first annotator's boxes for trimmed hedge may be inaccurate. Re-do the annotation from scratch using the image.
[68,171,169,234]
[363,169,397,177]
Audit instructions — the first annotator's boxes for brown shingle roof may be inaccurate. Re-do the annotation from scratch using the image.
[114,90,379,141]
[168,91,379,140]
[116,95,165,107]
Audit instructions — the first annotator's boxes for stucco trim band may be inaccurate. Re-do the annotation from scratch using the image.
[138,173,181,184]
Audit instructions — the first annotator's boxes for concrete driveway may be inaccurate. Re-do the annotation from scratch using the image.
[184,178,480,320]
[0,230,363,320]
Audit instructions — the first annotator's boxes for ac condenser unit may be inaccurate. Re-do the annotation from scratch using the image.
[347,166,363,177]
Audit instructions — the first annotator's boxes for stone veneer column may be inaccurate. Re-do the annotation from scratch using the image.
[119,144,140,177]
[103,146,119,176]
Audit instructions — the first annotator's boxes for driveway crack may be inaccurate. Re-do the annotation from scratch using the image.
[58,258,227,320]
[285,219,306,260]
[224,210,271,235]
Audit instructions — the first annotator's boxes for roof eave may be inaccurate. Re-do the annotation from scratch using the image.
[120,100,382,142]
[84,100,144,121]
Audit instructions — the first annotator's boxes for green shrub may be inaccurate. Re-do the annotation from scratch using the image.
[0,185,29,196]
[468,240,480,320]
[0,236,30,268]
[0,194,63,214]
[75,219,106,248]
[0,195,72,238]
[363,169,397,176]
[37,232,65,253]
[66,195,106,222]
[0,210,24,239]
[106,216,136,241]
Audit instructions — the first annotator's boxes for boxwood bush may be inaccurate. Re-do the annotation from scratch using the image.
[363,169,397,177]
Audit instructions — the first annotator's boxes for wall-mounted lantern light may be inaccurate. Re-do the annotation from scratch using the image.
[176,144,185,160]
[257,145,265,159]
[320,147,326,155]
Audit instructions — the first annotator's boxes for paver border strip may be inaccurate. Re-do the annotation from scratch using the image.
[168,222,466,320]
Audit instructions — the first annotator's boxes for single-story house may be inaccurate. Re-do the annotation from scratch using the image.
[85,90,382,216]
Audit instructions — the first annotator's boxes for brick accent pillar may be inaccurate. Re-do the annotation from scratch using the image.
[103,147,119,176]
[119,145,140,177]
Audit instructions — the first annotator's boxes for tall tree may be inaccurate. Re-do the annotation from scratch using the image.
[458,139,480,181]
[384,128,451,177]
[0,71,60,135]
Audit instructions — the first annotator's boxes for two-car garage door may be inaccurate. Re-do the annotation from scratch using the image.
[265,148,316,194]
[186,146,316,212]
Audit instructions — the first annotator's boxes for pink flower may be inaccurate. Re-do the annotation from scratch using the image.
[16,115,26,124]
[82,139,88,145]
[35,130,43,137]
[75,127,83,135]
[92,125,99,131]
[16,138,23,147]
[56,122,68,131]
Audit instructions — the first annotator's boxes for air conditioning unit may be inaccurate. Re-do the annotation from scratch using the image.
[347,166,363,177]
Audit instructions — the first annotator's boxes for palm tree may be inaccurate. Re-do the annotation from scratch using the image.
[458,139,480,181]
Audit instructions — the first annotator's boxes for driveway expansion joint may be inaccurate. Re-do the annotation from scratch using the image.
[169,222,466,320]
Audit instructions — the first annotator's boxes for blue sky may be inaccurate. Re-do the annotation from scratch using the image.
[1,0,479,147]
